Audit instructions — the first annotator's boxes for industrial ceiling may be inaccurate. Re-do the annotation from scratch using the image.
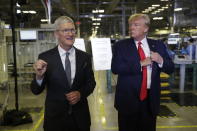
[0,0,196,38]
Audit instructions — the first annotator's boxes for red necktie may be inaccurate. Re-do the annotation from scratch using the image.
[138,42,147,101]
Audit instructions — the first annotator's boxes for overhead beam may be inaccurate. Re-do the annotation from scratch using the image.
[105,0,120,14]
[60,0,77,17]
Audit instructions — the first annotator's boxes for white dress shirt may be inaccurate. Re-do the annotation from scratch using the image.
[135,37,152,89]
[58,45,76,85]
[37,45,76,86]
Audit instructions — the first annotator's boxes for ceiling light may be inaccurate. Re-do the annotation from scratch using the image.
[22,11,29,13]
[29,10,36,14]
[17,9,21,14]
[158,8,164,11]
[170,33,179,35]
[92,10,98,13]
[41,19,49,22]
[93,23,100,26]
[92,9,104,13]
[92,18,101,21]
[16,2,20,7]
[153,17,163,20]
[98,14,104,17]
[98,10,104,13]
[152,5,160,7]
[174,8,182,11]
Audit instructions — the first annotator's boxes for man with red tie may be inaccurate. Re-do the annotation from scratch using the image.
[111,13,174,131]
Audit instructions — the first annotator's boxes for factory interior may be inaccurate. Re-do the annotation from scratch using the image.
[0,0,197,131]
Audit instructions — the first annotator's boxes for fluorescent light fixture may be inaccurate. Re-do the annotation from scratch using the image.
[17,9,21,14]
[153,17,163,20]
[96,18,101,21]
[29,10,36,14]
[152,4,160,7]
[23,11,29,13]
[170,33,179,35]
[16,2,20,7]
[98,14,104,17]
[158,8,164,11]
[174,8,182,11]
[98,9,104,13]
[93,23,100,26]
[41,19,49,22]
[92,18,101,21]
[92,9,104,13]
[92,10,98,13]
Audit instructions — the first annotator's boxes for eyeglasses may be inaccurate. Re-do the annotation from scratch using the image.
[57,29,76,34]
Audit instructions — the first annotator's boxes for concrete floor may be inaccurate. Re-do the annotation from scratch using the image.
[0,71,197,131]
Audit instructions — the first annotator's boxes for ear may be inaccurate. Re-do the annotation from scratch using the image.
[144,26,149,33]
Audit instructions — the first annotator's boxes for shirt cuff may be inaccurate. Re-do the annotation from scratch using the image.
[158,61,163,68]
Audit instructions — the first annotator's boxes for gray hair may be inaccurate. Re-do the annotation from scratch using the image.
[128,13,150,27]
[54,16,74,30]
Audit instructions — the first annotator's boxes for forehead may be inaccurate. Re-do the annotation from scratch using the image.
[58,22,75,29]
[129,18,145,24]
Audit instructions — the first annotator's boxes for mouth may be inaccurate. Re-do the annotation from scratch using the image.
[66,37,74,40]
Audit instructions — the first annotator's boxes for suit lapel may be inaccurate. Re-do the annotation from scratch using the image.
[147,38,157,79]
[53,47,65,72]
[124,38,140,62]
[52,47,70,88]
[72,48,84,86]
[147,38,156,52]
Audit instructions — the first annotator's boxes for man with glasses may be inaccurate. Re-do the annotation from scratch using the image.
[31,16,96,131]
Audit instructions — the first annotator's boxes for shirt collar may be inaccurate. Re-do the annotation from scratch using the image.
[58,45,75,56]
[135,37,147,45]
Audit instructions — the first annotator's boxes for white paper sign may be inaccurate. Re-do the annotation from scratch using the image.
[91,38,112,70]
[74,38,86,52]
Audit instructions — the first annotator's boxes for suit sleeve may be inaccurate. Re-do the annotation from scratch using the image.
[111,42,141,75]
[30,54,47,95]
[158,41,174,74]
[78,55,96,99]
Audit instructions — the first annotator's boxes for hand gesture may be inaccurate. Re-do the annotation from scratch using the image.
[33,59,47,80]
[150,51,163,64]
[140,57,152,67]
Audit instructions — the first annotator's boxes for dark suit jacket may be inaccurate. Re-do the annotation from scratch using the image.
[111,38,174,116]
[31,46,96,130]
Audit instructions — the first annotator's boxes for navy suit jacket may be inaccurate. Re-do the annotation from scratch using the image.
[31,46,96,130]
[111,38,174,116]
